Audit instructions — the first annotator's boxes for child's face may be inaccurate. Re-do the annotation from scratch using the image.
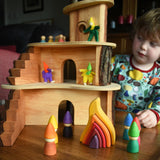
[132,34,160,65]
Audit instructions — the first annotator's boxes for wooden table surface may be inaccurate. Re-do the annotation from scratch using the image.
[0,111,160,160]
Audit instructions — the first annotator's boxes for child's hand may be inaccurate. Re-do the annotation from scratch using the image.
[136,110,157,128]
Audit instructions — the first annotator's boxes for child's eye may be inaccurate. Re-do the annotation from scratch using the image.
[150,42,156,47]
[137,35,143,41]
[150,42,159,47]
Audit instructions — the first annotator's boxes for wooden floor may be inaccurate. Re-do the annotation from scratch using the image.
[0,111,160,160]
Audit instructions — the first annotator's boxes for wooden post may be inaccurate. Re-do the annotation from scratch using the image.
[106,91,113,122]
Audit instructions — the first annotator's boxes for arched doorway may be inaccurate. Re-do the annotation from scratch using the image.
[58,100,74,125]
[63,59,76,83]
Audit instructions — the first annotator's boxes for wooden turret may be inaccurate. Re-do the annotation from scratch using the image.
[63,0,114,42]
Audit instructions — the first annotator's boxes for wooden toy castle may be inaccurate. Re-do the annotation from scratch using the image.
[1,0,120,146]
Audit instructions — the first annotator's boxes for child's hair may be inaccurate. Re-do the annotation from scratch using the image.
[132,8,160,41]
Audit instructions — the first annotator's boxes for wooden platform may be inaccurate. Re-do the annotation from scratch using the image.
[1,82,120,91]
[27,41,116,48]
[63,0,114,14]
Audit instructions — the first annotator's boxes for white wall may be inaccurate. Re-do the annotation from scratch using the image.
[4,0,70,35]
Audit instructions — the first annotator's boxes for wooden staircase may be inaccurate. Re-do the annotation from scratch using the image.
[0,52,40,146]
[0,90,25,146]
[8,52,40,85]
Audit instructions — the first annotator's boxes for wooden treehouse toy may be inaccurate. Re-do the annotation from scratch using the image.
[1,0,120,146]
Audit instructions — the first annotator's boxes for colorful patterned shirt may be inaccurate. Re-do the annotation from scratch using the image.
[111,55,160,121]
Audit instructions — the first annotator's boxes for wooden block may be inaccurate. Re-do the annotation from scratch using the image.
[89,135,99,149]
[14,77,39,85]
[20,52,34,60]
[80,97,116,146]
[1,100,25,146]
[9,99,19,109]
[8,90,20,100]
[15,60,26,68]
[8,57,40,85]
[10,68,21,77]
[91,114,111,147]
[1,108,25,146]
[11,68,37,78]
[93,122,106,148]
[106,91,113,122]
[63,0,114,14]
[1,122,24,146]
[0,131,14,146]
[3,121,15,132]
[6,109,17,121]
[83,122,95,145]
[89,97,116,145]
[85,127,102,148]
[7,76,16,85]
[82,114,111,148]
[12,90,20,99]
[20,53,30,60]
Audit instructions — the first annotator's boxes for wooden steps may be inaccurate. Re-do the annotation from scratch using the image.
[0,90,25,146]
[1,121,24,146]
[10,68,21,77]
[14,60,27,68]
[7,52,40,85]
[0,52,39,146]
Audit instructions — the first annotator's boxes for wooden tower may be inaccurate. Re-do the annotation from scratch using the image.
[63,0,114,42]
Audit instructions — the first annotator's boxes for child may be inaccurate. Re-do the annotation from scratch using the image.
[111,8,160,128]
